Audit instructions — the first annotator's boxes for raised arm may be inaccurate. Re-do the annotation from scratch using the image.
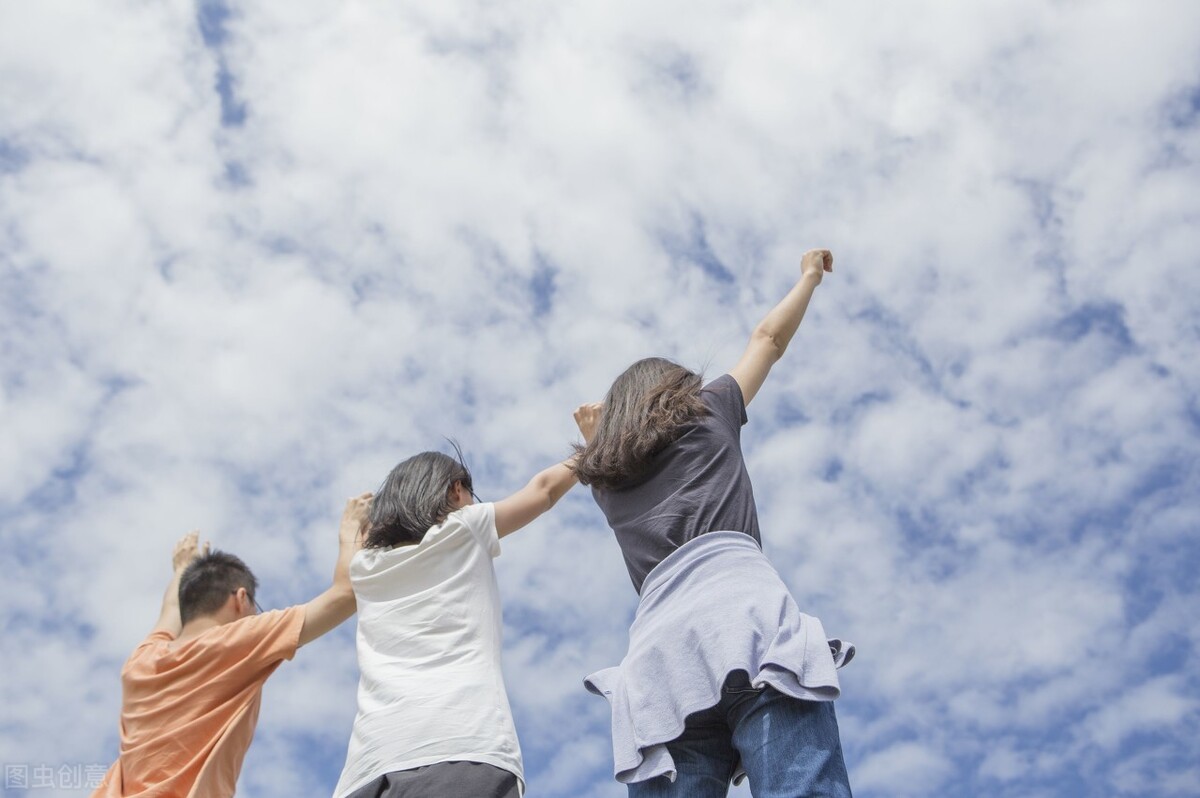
[493,461,577,538]
[299,492,372,647]
[492,404,600,538]
[729,249,833,406]
[151,531,209,637]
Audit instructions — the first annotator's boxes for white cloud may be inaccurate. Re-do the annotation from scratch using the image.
[854,740,954,796]
[1082,674,1199,752]
[1,0,1198,796]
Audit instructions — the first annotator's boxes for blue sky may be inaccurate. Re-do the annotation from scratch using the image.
[1,1,1198,796]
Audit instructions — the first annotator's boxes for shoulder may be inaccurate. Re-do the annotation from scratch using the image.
[206,607,305,648]
[256,605,306,633]
[353,505,498,577]
[701,373,740,401]
[122,631,173,672]
[701,374,748,428]
[140,630,175,647]
[449,501,495,527]
[448,502,500,557]
[184,607,306,668]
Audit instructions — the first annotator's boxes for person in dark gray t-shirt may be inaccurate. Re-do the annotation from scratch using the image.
[573,249,853,798]
[591,371,760,594]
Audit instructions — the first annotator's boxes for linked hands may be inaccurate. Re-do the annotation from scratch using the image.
[340,493,374,550]
[574,403,603,445]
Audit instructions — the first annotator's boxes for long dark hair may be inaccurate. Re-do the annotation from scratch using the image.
[573,357,707,491]
[365,446,474,549]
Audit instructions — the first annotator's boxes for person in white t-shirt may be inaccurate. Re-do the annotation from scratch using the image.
[333,414,598,798]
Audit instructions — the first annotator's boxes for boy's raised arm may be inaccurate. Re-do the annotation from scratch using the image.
[151,530,209,637]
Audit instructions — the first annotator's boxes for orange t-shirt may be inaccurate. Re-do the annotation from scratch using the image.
[92,606,305,798]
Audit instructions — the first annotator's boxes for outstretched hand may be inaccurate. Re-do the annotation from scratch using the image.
[800,249,834,284]
[172,530,210,574]
[574,402,603,444]
[340,492,374,548]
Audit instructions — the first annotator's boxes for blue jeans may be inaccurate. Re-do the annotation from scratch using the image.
[627,672,853,798]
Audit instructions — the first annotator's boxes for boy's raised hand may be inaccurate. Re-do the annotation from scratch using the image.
[172,530,210,574]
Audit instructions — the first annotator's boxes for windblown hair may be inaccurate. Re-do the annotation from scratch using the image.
[573,357,707,491]
[178,551,258,625]
[365,447,474,549]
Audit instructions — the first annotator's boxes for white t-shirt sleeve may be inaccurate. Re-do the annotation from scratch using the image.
[460,501,500,558]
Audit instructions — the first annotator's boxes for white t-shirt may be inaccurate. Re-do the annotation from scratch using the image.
[333,502,523,797]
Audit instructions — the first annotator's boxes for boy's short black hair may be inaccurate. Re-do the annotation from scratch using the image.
[178,551,259,625]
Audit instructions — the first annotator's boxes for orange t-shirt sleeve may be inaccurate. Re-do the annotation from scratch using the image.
[131,629,174,653]
[213,606,305,670]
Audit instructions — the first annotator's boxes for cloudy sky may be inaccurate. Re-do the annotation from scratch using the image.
[2,0,1198,796]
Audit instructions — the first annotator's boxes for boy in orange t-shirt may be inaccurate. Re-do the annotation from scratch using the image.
[93,494,373,798]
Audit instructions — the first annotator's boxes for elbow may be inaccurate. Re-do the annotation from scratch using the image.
[530,476,559,514]
[334,589,357,617]
[751,326,786,362]
[536,485,557,515]
[523,464,574,518]
[330,579,356,607]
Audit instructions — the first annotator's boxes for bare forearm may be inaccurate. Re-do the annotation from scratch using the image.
[494,457,581,537]
[299,586,356,647]
[153,569,186,636]
[752,272,823,359]
[331,539,356,591]
[161,573,183,616]
[729,250,832,407]
[153,530,207,636]
[529,459,579,511]
[330,523,361,591]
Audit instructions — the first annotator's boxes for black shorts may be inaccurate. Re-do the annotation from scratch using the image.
[345,761,521,798]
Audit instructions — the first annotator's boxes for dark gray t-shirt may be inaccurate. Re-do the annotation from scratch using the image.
[592,374,761,593]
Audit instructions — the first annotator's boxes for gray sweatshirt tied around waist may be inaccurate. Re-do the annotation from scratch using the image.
[584,531,855,785]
